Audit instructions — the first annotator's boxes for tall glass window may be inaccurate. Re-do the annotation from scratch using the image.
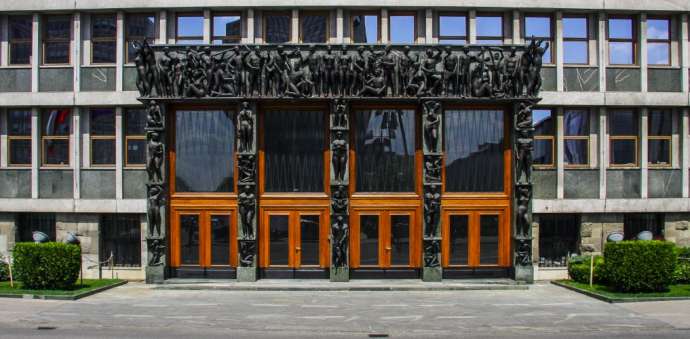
[212,14,241,44]
[126,14,156,63]
[609,109,639,166]
[264,13,291,43]
[438,14,467,44]
[648,109,672,166]
[355,109,415,192]
[390,215,410,266]
[479,215,499,265]
[210,215,231,265]
[264,110,324,192]
[389,13,415,44]
[533,108,554,167]
[90,108,116,165]
[476,15,503,44]
[91,14,117,64]
[359,215,379,266]
[300,215,320,266]
[608,17,636,65]
[42,109,71,166]
[564,109,589,166]
[175,110,235,192]
[524,15,552,63]
[125,108,147,166]
[8,16,32,65]
[7,110,32,166]
[444,109,504,192]
[448,215,469,265]
[301,12,328,43]
[176,14,204,44]
[43,15,71,64]
[351,13,379,43]
[563,16,589,64]
[647,18,670,65]
[180,215,199,265]
[269,215,289,266]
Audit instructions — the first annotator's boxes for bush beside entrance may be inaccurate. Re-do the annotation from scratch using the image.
[567,255,606,284]
[604,241,676,292]
[13,242,81,290]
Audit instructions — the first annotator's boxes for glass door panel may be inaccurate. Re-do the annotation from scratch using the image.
[269,214,290,266]
[359,215,380,266]
[479,215,500,265]
[299,214,320,266]
[448,215,469,265]
[210,214,230,265]
[180,214,200,265]
[390,215,410,266]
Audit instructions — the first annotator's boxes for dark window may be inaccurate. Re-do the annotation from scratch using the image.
[43,15,71,64]
[538,214,580,267]
[355,109,415,192]
[608,17,636,65]
[100,214,141,267]
[359,215,379,266]
[609,110,638,166]
[42,109,71,166]
[264,13,291,43]
[564,109,589,166]
[476,15,503,44]
[179,214,199,265]
[175,110,235,192]
[479,215,499,265]
[176,14,203,44]
[624,213,664,240]
[524,15,552,63]
[269,215,289,266]
[444,109,504,192]
[212,14,241,44]
[438,14,467,44]
[389,13,415,44]
[300,215,320,266]
[210,214,231,265]
[647,18,670,65]
[390,215,410,266]
[563,16,589,64]
[126,13,156,63]
[448,215,469,265]
[91,14,116,64]
[8,109,32,166]
[125,108,146,166]
[264,110,324,192]
[17,213,56,242]
[533,108,554,167]
[351,13,378,43]
[90,108,115,165]
[8,16,32,65]
[301,12,328,43]
[648,109,672,166]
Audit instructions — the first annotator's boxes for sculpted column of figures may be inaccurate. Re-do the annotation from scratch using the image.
[422,100,443,282]
[513,101,535,283]
[330,99,350,282]
[236,101,258,282]
[144,100,166,284]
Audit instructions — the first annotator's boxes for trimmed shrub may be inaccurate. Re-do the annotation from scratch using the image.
[604,240,676,292]
[0,259,9,281]
[674,246,690,284]
[568,255,606,284]
[12,242,81,290]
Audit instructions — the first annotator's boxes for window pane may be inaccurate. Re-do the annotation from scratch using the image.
[90,109,115,135]
[647,19,669,39]
[301,14,327,43]
[609,41,634,64]
[624,214,664,240]
[476,39,503,45]
[44,16,71,64]
[269,215,289,266]
[211,215,230,265]
[649,110,672,136]
[44,42,70,64]
[649,139,670,165]
[564,110,589,136]
[92,15,116,38]
[175,110,235,192]
[9,110,31,136]
[647,42,670,65]
[476,16,502,38]
[389,15,415,43]
[9,16,32,65]
[10,42,32,65]
[9,16,32,39]
[127,139,146,165]
[564,139,588,165]
[609,110,638,136]
[100,214,141,267]
[533,109,553,135]
[563,41,588,64]
[538,214,579,267]
[479,215,499,265]
[390,215,410,266]
[611,140,636,165]
[44,139,69,165]
[359,215,379,266]
[18,213,56,242]
[180,215,199,265]
[608,18,633,39]
[45,16,71,39]
[43,109,71,136]
[439,15,466,38]
[449,215,468,265]
[355,109,415,192]
[533,139,553,165]
[125,109,147,135]
[126,14,156,38]
[352,15,378,43]
[213,15,241,43]
[563,17,587,38]
[264,110,324,192]
[177,15,203,38]
[300,215,320,266]
[444,109,504,192]
[265,14,290,43]
[92,139,115,165]
[93,41,116,63]
[9,140,31,165]
[525,16,551,38]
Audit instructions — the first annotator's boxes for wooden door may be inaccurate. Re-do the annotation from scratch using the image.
[259,209,328,268]
[441,207,510,267]
[170,208,237,268]
[350,209,420,269]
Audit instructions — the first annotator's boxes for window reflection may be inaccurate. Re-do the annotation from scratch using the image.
[438,15,467,44]
[564,109,589,165]
[211,215,230,265]
[476,15,503,44]
[269,215,289,266]
[389,14,415,43]
[301,13,328,43]
[180,215,199,265]
[265,14,291,43]
[479,215,499,265]
[449,215,468,265]
[390,215,410,266]
[300,215,320,266]
[359,215,379,266]
[213,14,241,44]
[352,14,378,43]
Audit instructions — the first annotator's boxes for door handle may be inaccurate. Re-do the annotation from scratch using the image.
[296,246,301,251]
[385,246,391,251]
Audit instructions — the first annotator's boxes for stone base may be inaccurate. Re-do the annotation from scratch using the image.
[145,265,165,284]
[514,264,534,283]
[422,266,442,282]
[237,266,257,282]
[330,267,349,282]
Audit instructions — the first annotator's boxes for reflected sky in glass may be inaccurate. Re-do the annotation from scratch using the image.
[439,16,466,37]
[213,16,240,37]
[476,16,502,37]
[364,15,378,43]
[177,15,203,37]
[563,17,587,38]
[608,18,633,39]
[390,15,415,43]
[647,19,669,39]
[525,17,550,38]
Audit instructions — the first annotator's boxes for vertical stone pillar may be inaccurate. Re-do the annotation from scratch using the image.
[237,101,258,282]
[330,99,349,282]
[422,100,442,282]
[513,101,535,283]
[144,100,166,283]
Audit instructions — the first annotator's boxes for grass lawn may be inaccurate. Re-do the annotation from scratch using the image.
[0,279,124,297]
[557,280,690,300]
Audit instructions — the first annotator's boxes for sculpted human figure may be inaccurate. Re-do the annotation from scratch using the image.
[333,99,348,128]
[358,68,386,97]
[133,41,151,96]
[526,38,549,96]
[237,101,254,153]
[515,102,534,184]
[323,45,337,96]
[238,185,256,238]
[331,216,349,268]
[471,49,493,97]
[516,185,531,237]
[500,47,521,97]
[457,46,471,97]
[146,100,163,129]
[380,45,400,96]
[424,157,441,183]
[424,240,440,267]
[351,46,366,95]
[244,46,263,96]
[148,238,165,266]
[421,47,443,96]
[157,47,174,97]
[441,46,459,96]
[229,46,245,96]
[331,131,348,182]
[424,185,441,237]
[331,185,348,215]
[147,185,163,237]
[423,101,441,153]
[238,155,255,184]
[239,241,255,266]
[147,131,164,182]
[307,45,323,96]
[516,240,531,266]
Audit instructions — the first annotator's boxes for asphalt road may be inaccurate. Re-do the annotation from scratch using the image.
[0,282,688,338]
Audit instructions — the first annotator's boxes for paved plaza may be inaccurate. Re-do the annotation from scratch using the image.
[0,282,689,338]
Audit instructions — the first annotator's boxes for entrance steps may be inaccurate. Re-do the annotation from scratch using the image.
[156,278,528,291]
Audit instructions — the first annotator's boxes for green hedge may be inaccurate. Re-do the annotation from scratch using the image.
[674,246,690,284]
[604,240,676,292]
[12,242,81,290]
[568,255,606,284]
[0,259,8,281]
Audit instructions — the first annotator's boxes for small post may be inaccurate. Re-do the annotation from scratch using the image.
[589,255,594,287]
[110,251,114,279]
[6,255,13,288]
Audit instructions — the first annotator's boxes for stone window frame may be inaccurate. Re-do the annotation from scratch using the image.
[607,15,638,66]
[41,108,72,167]
[608,109,639,168]
[90,13,117,65]
[437,12,468,45]
[561,14,589,65]
[7,15,33,66]
[388,11,418,44]
[647,108,673,168]
[124,108,146,168]
[125,13,158,64]
[299,10,330,44]
[41,14,73,66]
[475,13,504,44]
[646,15,672,67]
[533,107,556,169]
[89,108,116,167]
[350,10,381,44]
[263,11,292,44]
[175,12,204,44]
[6,109,32,167]
[522,13,554,65]
[211,11,242,45]
[563,108,591,168]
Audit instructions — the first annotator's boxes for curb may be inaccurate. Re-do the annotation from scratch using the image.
[551,280,690,303]
[154,284,529,292]
[0,280,127,301]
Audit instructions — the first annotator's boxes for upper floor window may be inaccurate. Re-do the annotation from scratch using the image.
[647,17,670,66]
[8,16,32,65]
[43,15,71,64]
[176,14,203,44]
[212,13,241,44]
[609,109,638,167]
[42,109,71,166]
[351,12,379,43]
[563,16,589,64]
[438,14,467,44]
[7,109,32,166]
[91,14,116,64]
[648,109,672,167]
[264,12,291,43]
[126,13,156,63]
[564,109,590,166]
[608,17,636,65]
[476,14,503,44]
[125,108,147,166]
[90,108,115,166]
[533,108,554,167]
[524,15,552,63]
[301,12,328,43]
[389,13,415,44]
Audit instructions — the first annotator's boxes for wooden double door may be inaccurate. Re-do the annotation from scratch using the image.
[349,209,421,269]
[170,206,237,268]
[259,208,329,268]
